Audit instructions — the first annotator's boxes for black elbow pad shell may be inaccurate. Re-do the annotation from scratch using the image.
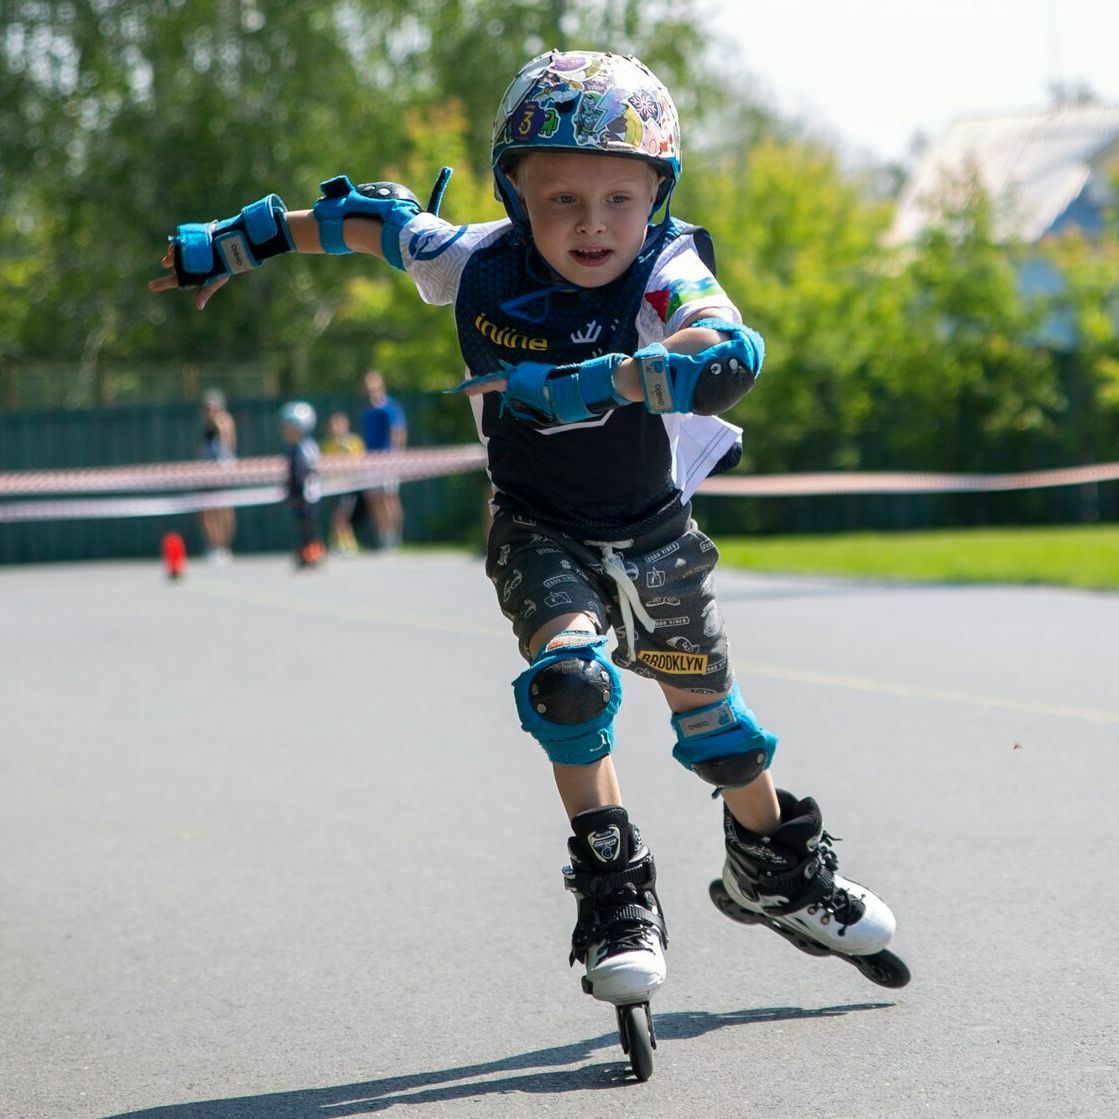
[691,361,756,416]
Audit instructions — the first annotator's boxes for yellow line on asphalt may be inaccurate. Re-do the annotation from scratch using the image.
[736,659,1119,725]
[187,581,1118,725]
[186,578,509,641]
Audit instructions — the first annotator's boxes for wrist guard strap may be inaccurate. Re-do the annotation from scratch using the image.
[172,194,294,288]
[546,353,629,423]
[447,353,629,427]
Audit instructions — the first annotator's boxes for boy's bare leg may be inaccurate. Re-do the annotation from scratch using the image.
[529,612,623,818]
[553,757,623,819]
[532,617,666,1005]
[659,681,781,836]
[720,771,780,835]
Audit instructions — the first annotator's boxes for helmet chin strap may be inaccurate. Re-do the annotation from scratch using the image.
[649,197,673,227]
[497,177,534,241]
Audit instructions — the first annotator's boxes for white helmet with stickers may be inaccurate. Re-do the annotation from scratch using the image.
[491,50,682,226]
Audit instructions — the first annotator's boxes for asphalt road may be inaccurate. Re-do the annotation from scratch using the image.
[2,552,1116,1118]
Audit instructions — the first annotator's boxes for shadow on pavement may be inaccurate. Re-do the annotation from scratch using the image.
[101,1002,892,1117]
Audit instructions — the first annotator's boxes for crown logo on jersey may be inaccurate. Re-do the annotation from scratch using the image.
[571,320,602,345]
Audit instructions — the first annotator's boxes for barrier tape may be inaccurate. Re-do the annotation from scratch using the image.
[0,446,488,523]
[0,446,488,496]
[1,447,1115,524]
[697,460,1119,496]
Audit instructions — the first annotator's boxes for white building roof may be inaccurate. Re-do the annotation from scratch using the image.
[889,104,1119,244]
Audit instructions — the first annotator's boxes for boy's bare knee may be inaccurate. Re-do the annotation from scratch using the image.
[528,613,599,658]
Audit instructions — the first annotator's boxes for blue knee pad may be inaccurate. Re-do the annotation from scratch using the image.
[671,683,778,788]
[513,633,622,766]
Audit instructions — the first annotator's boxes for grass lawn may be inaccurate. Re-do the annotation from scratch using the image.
[717,525,1119,591]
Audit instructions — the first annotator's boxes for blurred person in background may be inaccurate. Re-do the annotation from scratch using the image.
[197,388,237,564]
[359,370,407,550]
[279,401,325,570]
[320,409,364,556]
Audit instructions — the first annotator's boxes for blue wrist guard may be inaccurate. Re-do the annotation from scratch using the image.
[171,195,294,288]
[448,354,629,426]
[635,319,765,415]
[312,175,423,268]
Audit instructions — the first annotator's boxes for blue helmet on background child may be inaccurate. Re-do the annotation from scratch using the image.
[491,50,682,228]
[279,401,316,435]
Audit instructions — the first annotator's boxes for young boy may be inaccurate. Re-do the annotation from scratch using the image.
[152,50,904,1018]
[279,401,325,569]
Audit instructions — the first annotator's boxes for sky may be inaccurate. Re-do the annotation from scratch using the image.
[710,0,1119,164]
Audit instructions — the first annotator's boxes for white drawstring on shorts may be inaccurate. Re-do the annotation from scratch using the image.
[586,540,656,663]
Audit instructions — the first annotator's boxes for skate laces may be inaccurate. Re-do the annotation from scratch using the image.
[805,831,866,935]
[597,883,659,956]
[567,859,665,962]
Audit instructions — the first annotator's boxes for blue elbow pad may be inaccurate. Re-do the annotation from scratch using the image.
[312,175,423,268]
[635,320,765,415]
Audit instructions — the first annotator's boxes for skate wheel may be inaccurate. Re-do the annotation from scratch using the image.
[848,949,911,989]
[708,879,764,925]
[616,1003,655,1081]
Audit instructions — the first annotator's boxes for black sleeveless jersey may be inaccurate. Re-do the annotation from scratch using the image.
[454,219,714,537]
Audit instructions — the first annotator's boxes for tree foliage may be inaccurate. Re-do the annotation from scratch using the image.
[2,0,1117,530]
[0,0,710,394]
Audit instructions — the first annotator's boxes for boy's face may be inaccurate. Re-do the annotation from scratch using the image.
[281,422,300,445]
[511,151,662,288]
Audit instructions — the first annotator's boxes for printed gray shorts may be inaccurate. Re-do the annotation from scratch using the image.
[485,508,733,695]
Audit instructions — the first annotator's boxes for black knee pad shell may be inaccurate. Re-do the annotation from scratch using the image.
[529,657,615,724]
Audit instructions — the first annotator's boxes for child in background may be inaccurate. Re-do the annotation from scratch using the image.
[320,410,364,556]
[279,401,325,569]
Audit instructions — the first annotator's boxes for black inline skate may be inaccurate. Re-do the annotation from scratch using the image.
[709,790,910,988]
[564,805,667,1081]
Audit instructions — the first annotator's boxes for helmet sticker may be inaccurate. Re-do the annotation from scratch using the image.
[491,50,682,225]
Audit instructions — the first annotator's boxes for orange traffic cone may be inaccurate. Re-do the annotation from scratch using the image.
[162,532,187,580]
[298,539,326,569]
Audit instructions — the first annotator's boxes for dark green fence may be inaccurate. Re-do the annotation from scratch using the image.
[694,476,1117,541]
[0,393,489,565]
[4,393,1114,566]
